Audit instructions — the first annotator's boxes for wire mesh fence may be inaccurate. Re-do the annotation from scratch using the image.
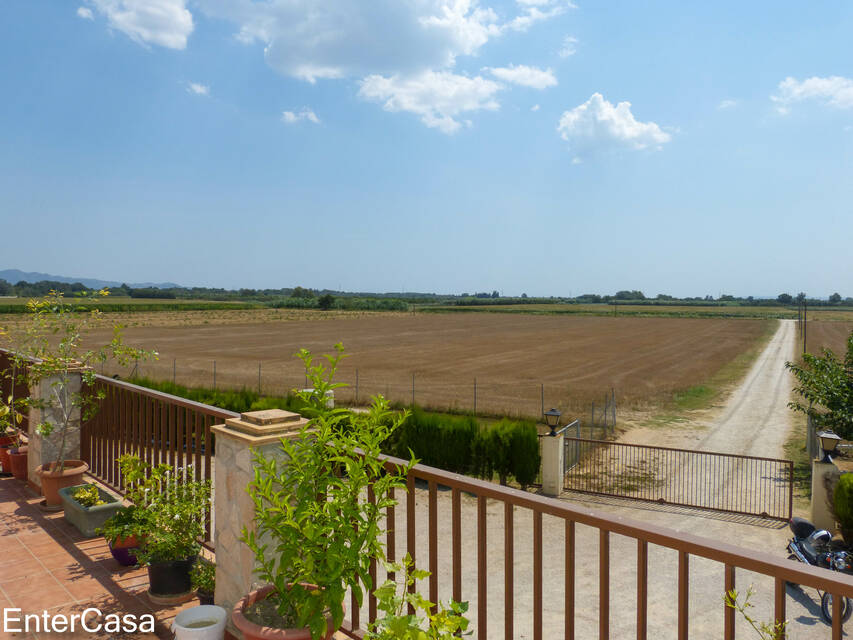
[103,358,619,423]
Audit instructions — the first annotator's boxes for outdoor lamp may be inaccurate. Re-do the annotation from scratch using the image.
[818,430,842,463]
[544,408,561,436]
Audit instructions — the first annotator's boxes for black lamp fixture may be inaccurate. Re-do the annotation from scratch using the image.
[544,408,561,436]
[818,430,842,463]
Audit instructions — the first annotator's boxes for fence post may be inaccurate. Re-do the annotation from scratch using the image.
[540,384,544,417]
[213,361,217,390]
[473,378,477,416]
[591,402,595,430]
[411,373,415,407]
[258,362,261,395]
[355,369,359,405]
[173,359,176,384]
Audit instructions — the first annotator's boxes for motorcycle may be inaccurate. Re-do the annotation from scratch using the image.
[786,516,853,623]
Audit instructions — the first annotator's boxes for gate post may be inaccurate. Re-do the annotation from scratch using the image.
[811,458,839,532]
[541,432,565,497]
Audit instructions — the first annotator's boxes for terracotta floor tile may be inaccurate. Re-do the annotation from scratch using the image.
[4,574,74,613]
[0,557,47,583]
[35,545,79,568]
[49,566,111,601]
[0,536,24,553]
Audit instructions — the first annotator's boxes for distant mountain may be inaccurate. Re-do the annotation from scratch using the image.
[0,269,181,290]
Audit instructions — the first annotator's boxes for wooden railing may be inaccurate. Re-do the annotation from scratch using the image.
[340,452,853,640]
[81,374,238,545]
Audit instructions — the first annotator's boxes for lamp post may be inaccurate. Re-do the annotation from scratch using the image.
[544,408,561,436]
[818,430,842,464]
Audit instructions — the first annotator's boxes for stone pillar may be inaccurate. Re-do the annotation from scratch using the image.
[27,370,83,489]
[540,433,565,497]
[811,459,839,532]
[212,409,309,637]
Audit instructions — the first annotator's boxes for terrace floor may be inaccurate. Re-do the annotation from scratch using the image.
[0,475,211,640]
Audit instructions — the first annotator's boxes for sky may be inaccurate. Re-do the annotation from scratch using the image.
[1,1,852,298]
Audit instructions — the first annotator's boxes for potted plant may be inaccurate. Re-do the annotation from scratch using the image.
[8,444,28,481]
[232,345,415,640]
[192,559,216,605]
[0,339,31,477]
[117,454,210,604]
[97,505,144,566]
[58,482,124,537]
[365,554,470,640]
[0,290,154,508]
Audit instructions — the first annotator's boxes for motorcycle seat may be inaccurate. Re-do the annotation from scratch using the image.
[791,517,816,539]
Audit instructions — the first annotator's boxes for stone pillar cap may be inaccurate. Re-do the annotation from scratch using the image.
[215,409,310,445]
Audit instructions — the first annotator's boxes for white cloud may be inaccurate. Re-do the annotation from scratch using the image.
[717,99,738,110]
[359,71,501,134]
[531,104,540,111]
[90,0,193,49]
[197,0,567,80]
[486,64,556,89]
[557,93,671,157]
[196,0,507,82]
[187,82,210,96]
[558,35,578,58]
[772,76,853,113]
[77,7,94,20]
[281,108,321,125]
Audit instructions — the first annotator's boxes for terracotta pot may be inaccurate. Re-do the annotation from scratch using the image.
[232,585,339,640]
[37,460,89,507]
[0,445,12,474]
[0,435,15,448]
[113,534,140,549]
[9,447,28,481]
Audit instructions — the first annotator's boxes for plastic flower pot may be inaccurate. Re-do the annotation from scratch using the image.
[147,556,197,604]
[231,584,339,640]
[58,484,124,538]
[108,535,140,567]
[37,460,89,508]
[171,605,227,640]
[9,447,28,481]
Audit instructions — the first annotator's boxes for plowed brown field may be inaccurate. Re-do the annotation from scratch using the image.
[87,312,773,418]
[802,320,852,356]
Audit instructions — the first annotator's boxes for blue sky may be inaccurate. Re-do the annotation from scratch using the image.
[1,1,852,298]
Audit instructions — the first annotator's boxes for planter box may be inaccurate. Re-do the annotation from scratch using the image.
[58,484,124,538]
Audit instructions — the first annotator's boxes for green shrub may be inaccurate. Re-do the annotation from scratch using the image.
[471,419,540,487]
[388,408,478,475]
[508,420,540,488]
[835,473,853,529]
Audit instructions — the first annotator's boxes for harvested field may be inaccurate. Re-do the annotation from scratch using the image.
[80,312,773,419]
[802,319,853,356]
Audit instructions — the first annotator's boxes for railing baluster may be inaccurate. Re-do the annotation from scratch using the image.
[833,592,842,640]
[724,564,735,640]
[600,529,609,640]
[478,494,487,640]
[407,473,416,615]
[637,539,647,640]
[678,551,688,640]
[452,487,461,603]
[368,485,377,624]
[505,502,513,640]
[774,577,785,640]
[565,519,575,640]
[428,480,438,612]
[386,487,396,583]
[534,509,543,640]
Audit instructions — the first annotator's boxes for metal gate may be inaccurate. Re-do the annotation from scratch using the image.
[563,437,794,521]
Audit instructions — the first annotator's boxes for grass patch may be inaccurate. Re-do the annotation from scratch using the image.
[784,411,812,500]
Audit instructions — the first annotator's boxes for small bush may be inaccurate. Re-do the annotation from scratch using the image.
[388,408,478,475]
[835,473,853,529]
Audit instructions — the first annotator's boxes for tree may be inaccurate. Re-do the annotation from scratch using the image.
[796,292,807,303]
[830,292,842,304]
[318,294,335,310]
[786,330,853,439]
[520,293,528,299]
[777,293,793,304]
[491,290,499,299]
[291,286,315,299]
